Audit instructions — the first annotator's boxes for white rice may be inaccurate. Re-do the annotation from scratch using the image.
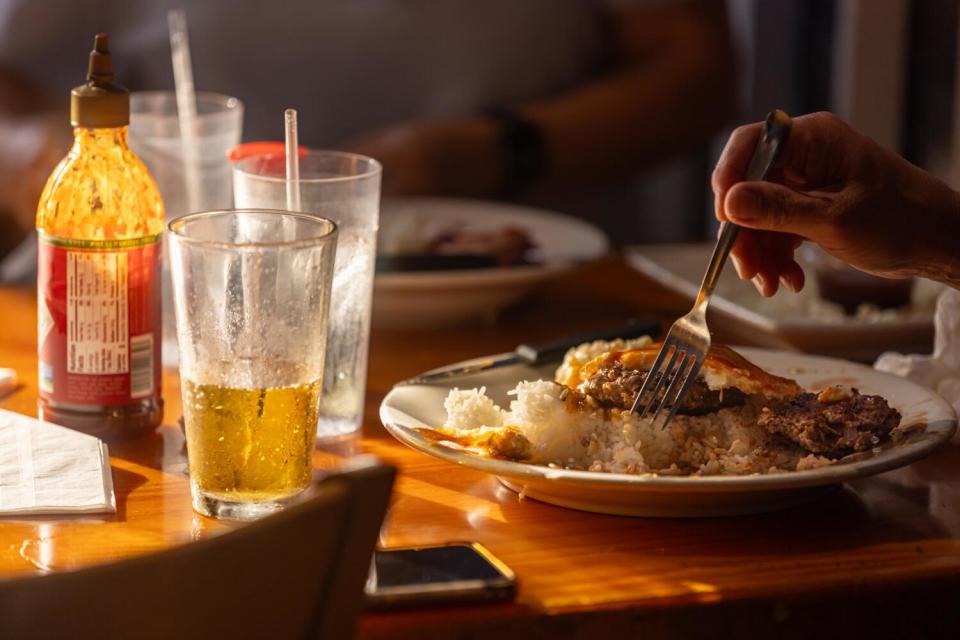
[442,379,831,476]
[507,381,600,464]
[443,386,505,430]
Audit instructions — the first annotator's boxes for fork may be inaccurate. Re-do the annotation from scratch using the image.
[629,110,792,429]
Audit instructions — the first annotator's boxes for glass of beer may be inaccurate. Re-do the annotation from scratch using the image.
[168,209,338,520]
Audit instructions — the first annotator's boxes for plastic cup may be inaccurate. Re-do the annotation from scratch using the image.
[129,91,244,367]
[232,150,381,441]
[130,91,243,218]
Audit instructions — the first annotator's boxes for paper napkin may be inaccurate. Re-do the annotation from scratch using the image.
[876,288,960,427]
[0,408,115,515]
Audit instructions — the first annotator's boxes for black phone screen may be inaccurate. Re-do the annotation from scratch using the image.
[373,544,508,588]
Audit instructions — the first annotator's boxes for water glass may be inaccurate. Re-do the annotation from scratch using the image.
[168,210,338,520]
[232,151,381,440]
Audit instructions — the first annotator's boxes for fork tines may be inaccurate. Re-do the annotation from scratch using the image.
[629,335,705,430]
[627,111,791,429]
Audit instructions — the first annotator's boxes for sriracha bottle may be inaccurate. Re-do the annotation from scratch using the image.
[36,33,164,438]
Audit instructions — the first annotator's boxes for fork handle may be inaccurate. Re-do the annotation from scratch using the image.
[698,110,792,304]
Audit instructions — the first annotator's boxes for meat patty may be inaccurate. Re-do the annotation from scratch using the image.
[578,362,747,415]
[758,391,900,457]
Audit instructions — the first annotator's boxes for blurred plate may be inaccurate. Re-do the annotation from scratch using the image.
[373,198,608,328]
[380,347,956,517]
[626,243,940,362]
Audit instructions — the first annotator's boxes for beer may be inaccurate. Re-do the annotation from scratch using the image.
[183,378,320,502]
[169,210,337,519]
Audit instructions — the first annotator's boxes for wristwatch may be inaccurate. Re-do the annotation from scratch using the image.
[485,108,547,196]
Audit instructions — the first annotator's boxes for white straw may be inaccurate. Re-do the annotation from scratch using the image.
[168,8,202,213]
[284,108,302,212]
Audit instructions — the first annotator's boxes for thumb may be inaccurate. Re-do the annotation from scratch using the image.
[724,182,827,235]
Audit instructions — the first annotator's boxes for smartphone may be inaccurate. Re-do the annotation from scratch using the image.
[365,542,516,609]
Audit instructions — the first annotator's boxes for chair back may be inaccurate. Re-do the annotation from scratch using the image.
[0,458,395,640]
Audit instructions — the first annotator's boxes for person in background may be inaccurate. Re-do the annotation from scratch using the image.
[342,1,734,200]
[713,111,960,294]
[0,69,69,281]
[0,0,734,281]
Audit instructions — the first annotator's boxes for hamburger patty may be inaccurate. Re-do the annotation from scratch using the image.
[578,361,747,415]
[758,390,900,457]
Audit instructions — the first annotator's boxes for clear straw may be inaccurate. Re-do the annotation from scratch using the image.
[168,8,202,214]
[284,108,301,212]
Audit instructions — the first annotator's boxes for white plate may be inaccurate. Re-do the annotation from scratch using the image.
[380,348,957,517]
[373,198,608,328]
[626,244,940,362]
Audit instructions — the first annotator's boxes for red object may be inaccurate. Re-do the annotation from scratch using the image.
[37,236,161,407]
[228,141,309,163]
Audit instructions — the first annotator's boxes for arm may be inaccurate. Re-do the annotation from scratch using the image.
[0,66,56,114]
[0,65,65,245]
[344,0,736,196]
[524,0,735,186]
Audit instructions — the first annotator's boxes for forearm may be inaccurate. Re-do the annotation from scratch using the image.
[342,1,735,198]
[523,55,733,185]
[520,1,735,185]
[0,65,64,231]
[0,67,54,114]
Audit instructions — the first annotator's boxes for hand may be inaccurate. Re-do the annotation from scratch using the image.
[712,111,960,296]
[341,118,501,197]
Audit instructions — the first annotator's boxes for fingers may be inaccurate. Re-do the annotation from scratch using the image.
[751,231,782,297]
[712,123,762,221]
[713,111,851,223]
[729,228,762,280]
[724,181,828,236]
[777,257,806,293]
[713,111,852,297]
[772,234,805,293]
[728,229,806,297]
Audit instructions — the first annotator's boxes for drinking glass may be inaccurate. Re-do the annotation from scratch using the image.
[232,151,381,440]
[168,210,338,520]
[129,91,244,368]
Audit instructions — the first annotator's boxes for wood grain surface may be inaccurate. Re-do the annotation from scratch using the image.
[2,258,960,638]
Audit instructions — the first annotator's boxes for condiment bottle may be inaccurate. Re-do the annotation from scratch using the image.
[36,33,164,438]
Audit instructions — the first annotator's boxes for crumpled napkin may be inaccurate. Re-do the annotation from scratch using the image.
[0,408,115,515]
[875,287,960,421]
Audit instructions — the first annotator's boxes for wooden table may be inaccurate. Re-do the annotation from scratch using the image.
[2,258,960,638]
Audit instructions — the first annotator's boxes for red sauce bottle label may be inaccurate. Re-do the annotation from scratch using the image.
[37,233,161,407]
